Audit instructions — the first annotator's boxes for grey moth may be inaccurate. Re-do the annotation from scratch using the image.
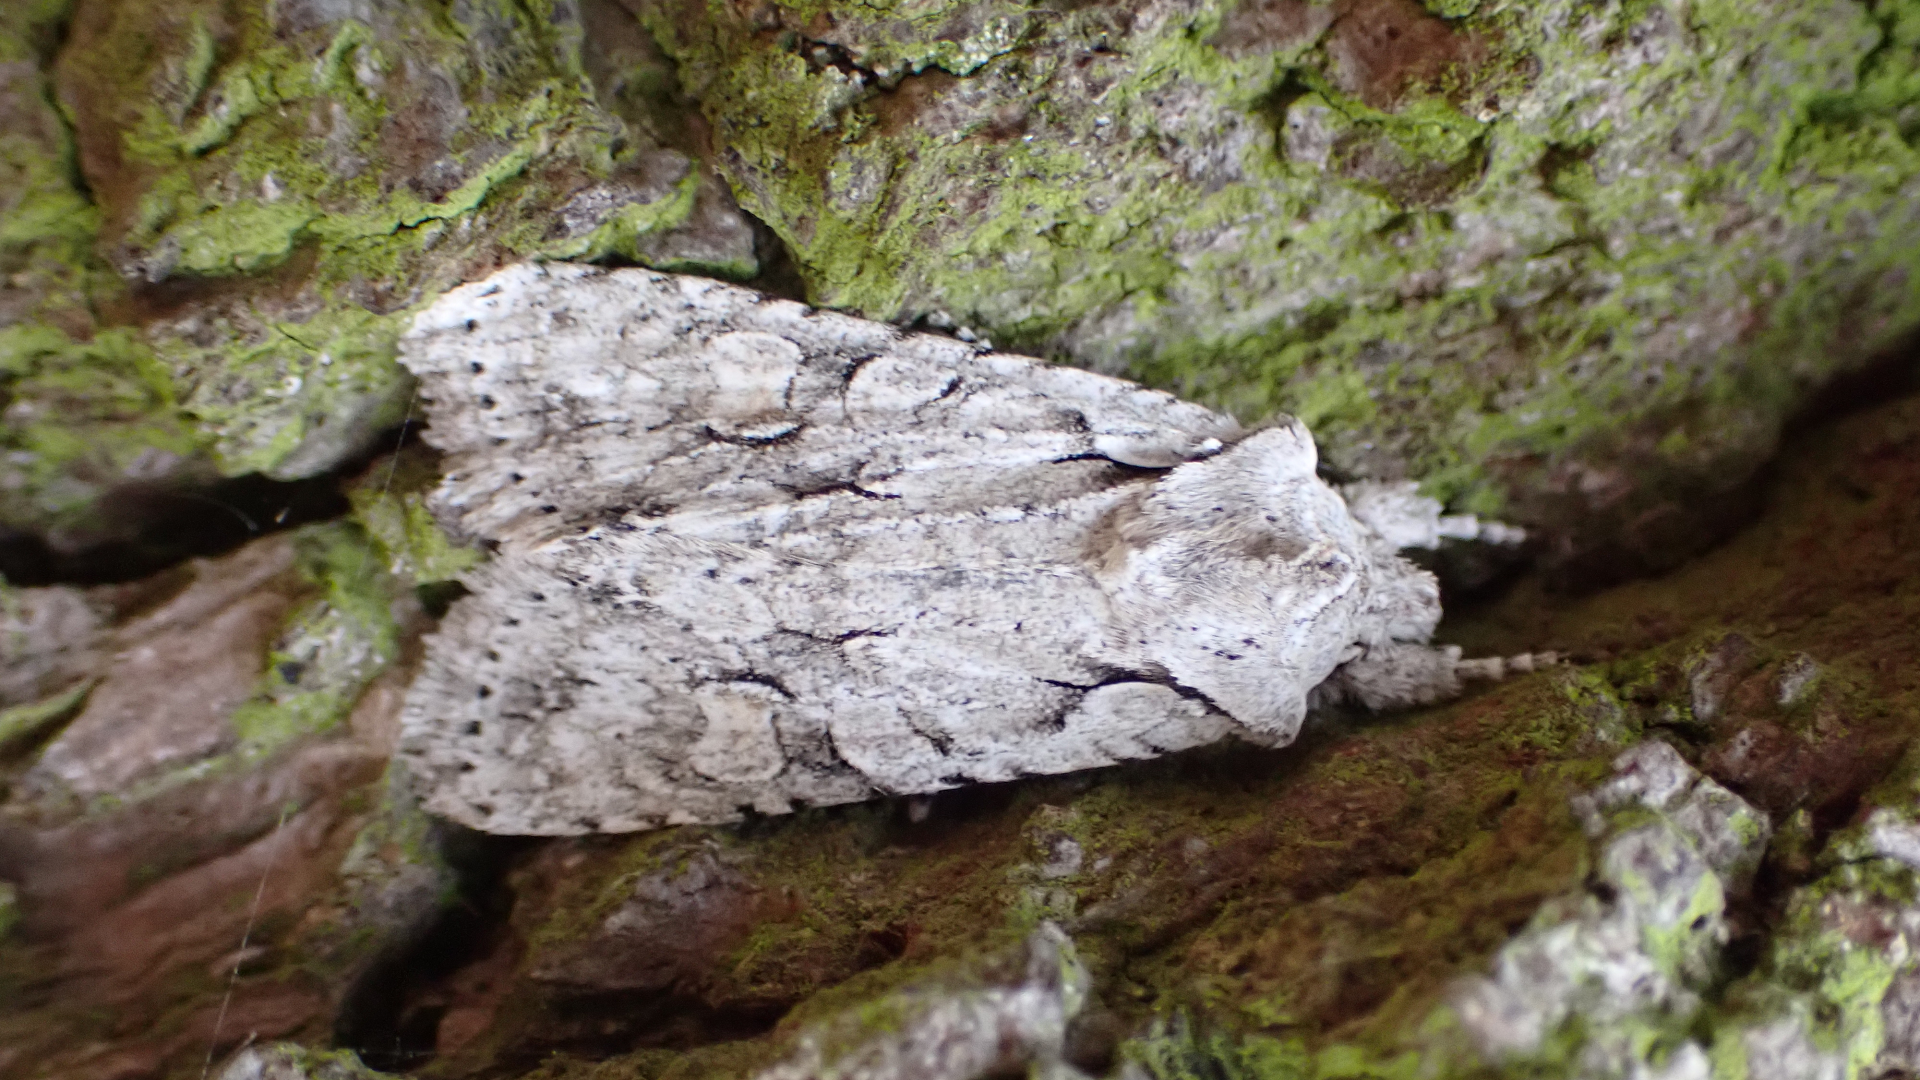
[396,263,1515,835]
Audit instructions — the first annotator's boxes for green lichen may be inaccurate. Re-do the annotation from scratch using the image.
[112,10,608,262]
[0,326,210,538]
[0,14,211,544]
[96,0,615,477]
[0,1,70,61]
[227,522,399,758]
[1123,1015,1429,1080]
[1556,668,1640,747]
[343,444,486,589]
[0,679,91,757]
[349,484,482,585]
[1622,830,1730,980]
[644,0,1920,543]
[520,829,682,954]
[1708,853,1920,1078]
[9,0,1917,550]
[1123,1015,1268,1079]
[72,523,402,817]
[41,0,757,492]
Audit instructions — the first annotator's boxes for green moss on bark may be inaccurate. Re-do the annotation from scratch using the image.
[640,0,1920,563]
[0,10,211,547]
[0,0,763,545]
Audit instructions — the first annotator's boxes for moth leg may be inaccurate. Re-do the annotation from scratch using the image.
[1317,643,1569,713]
[1317,641,1465,712]
[1455,652,1565,682]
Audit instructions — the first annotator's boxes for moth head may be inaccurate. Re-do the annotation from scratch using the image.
[1092,421,1345,570]
[1087,422,1383,736]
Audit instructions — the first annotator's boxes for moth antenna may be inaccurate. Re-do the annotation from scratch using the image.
[1456,651,1565,682]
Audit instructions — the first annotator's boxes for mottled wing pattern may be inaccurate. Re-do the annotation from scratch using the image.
[397,264,1261,834]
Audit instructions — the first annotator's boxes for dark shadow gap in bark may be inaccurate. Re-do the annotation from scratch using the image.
[1439,324,1920,618]
[0,419,424,587]
[1781,325,1920,439]
[1549,327,1920,594]
[333,826,543,1073]
[740,207,810,304]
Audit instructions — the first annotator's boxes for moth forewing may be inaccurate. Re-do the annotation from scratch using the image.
[397,264,1469,835]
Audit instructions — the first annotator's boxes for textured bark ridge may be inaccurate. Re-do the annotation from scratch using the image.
[395,264,1496,835]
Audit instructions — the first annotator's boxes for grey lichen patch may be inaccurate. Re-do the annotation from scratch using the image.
[1116,740,1773,1080]
[754,922,1092,1080]
[636,0,1920,569]
[216,1044,395,1080]
[1696,744,1920,1080]
[395,264,1509,835]
[1445,740,1772,1077]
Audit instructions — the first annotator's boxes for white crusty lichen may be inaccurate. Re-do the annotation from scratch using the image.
[754,922,1092,1080]
[1450,741,1773,1080]
[217,1045,393,1080]
[396,263,1523,836]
